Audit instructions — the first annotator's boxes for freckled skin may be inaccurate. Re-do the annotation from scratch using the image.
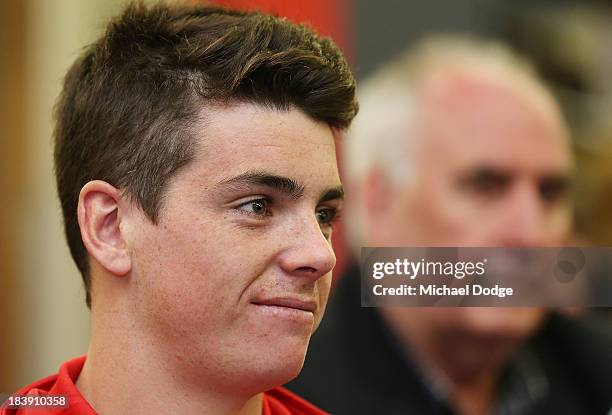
[124,103,340,397]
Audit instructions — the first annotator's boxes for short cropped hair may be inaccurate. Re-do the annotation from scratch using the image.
[54,1,358,307]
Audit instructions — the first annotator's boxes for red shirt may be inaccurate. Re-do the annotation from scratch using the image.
[1,356,327,415]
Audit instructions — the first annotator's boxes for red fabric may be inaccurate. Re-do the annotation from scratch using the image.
[1,356,328,415]
[212,0,353,60]
[0,356,95,415]
[263,388,328,415]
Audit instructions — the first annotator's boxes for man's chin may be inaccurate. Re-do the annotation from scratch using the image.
[434,330,525,383]
[251,343,309,389]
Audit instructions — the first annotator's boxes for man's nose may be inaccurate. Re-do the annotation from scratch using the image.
[277,215,336,280]
[497,183,546,247]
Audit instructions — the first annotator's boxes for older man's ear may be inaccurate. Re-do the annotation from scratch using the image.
[362,168,396,222]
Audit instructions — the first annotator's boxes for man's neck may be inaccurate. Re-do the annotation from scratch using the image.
[76,313,264,415]
[450,371,500,415]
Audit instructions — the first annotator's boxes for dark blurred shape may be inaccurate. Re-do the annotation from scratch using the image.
[355,0,578,79]
[291,268,612,414]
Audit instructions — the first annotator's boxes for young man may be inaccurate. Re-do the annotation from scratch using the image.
[2,2,357,414]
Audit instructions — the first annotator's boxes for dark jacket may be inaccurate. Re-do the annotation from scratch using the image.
[287,263,612,414]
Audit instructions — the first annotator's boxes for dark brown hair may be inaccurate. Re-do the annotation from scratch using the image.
[54,1,358,307]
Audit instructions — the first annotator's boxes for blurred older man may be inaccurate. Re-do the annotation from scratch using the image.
[288,38,612,415]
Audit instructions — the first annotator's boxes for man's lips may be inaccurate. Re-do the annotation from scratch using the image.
[250,297,317,313]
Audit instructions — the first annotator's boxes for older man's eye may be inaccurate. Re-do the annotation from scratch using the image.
[539,177,571,204]
[459,168,511,198]
[236,199,270,217]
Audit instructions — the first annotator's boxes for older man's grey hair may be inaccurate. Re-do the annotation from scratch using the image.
[344,35,548,248]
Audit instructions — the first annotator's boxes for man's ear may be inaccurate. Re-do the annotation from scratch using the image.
[78,180,132,276]
[363,167,393,219]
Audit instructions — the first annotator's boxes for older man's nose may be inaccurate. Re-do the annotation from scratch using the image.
[497,184,546,247]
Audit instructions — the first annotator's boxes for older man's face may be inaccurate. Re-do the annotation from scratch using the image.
[378,69,573,379]
[385,70,573,247]
[127,103,342,394]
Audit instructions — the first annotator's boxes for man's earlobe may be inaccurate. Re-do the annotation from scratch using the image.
[78,180,132,276]
[363,168,393,216]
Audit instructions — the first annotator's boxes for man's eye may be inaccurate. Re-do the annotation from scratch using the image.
[539,178,570,204]
[459,169,511,198]
[236,199,270,217]
[316,207,338,225]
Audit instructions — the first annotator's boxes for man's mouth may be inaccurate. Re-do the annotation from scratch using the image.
[251,297,317,313]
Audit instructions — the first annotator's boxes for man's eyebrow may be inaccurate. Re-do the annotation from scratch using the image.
[218,170,305,199]
[319,186,344,203]
[539,173,572,185]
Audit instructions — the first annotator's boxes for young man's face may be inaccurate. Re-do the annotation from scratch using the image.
[127,103,341,393]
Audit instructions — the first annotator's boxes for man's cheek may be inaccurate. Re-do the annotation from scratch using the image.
[313,274,333,329]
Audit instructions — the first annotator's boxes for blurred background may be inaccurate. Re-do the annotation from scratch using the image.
[2,0,612,392]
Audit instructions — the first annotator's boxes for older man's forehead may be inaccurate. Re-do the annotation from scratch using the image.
[418,66,564,130]
[416,71,568,151]
[420,63,558,108]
